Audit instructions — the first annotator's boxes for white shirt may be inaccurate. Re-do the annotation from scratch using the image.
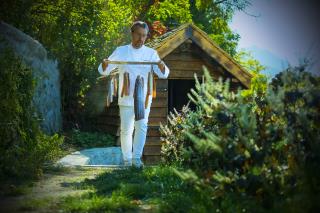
[98,43,170,107]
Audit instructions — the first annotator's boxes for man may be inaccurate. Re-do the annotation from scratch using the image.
[98,21,170,168]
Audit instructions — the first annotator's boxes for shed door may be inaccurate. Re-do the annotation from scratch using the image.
[168,79,196,113]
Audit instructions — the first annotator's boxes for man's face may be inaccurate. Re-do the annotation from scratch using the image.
[131,26,148,49]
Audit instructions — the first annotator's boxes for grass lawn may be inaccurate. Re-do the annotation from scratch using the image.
[0,165,208,212]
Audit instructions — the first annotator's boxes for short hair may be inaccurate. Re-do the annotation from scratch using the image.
[130,21,149,33]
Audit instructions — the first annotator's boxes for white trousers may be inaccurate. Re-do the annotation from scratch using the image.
[119,105,151,161]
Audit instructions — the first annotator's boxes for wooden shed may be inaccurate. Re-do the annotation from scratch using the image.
[93,23,253,164]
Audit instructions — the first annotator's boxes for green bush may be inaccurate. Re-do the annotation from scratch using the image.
[0,46,63,180]
[160,106,192,166]
[65,129,116,149]
[160,66,320,211]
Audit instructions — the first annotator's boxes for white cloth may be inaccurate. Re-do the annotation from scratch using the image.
[120,105,151,160]
[98,43,170,107]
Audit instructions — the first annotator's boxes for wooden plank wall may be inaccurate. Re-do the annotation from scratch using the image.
[143,39,245,163]
[143,79,168,163]
[89,77,121,135]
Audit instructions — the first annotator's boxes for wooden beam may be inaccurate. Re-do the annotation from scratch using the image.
[164,53,202,61]
[146,136,163,145]
[147,126,162,137]
[165,60,207,71]
[156,27,192,58]
[149,107,167,118]
[142,155,161,164]
[143,145,162,155]
[151,98,167,107]
[189,25,252,88]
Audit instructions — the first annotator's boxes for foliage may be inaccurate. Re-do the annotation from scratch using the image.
[0,46,63,180]
[65,129,116,149]
[234,49,268,97]
[146,0,192,27]
[160,66,320,211]
[190,0,252,56]
[160,106,192,166]
[234,49,266,74]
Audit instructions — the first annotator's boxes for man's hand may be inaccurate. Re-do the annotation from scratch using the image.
[157,60,165,73]
[102,59,109,71]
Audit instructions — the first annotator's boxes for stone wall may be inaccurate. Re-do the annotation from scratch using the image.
[0,21,61,134]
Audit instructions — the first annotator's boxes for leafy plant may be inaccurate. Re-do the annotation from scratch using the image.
[0,46,63,180]
[65,129,116,149]
[160,65,320,211]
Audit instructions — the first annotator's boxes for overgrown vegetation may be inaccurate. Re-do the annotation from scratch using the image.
[0,47,63,181]
[161,65,320,211]
[64,129,116,149]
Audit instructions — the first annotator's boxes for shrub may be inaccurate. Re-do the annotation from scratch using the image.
[65,129,116,149]
[160,106,192,166]
[0,46,63,180]
[160,66,320,211]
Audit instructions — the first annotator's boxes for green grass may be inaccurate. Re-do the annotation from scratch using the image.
[60,192,137,212]
[57,165,209,212]
[19,197,53,211]
[1,165,215,212]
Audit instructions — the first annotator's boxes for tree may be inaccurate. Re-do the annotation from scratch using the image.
[234,49,268,97]
[190,0,252,56]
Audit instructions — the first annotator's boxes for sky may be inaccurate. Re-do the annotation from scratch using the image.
[229,0,320,77]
